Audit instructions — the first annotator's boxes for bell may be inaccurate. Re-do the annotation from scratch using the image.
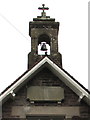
[41,43,47,51]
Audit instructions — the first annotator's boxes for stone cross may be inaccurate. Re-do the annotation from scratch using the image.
[38,4,49,17]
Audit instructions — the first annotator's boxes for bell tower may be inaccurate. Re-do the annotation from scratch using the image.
[28,4,62,69]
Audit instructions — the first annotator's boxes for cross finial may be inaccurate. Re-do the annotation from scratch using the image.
[38,4,49,17]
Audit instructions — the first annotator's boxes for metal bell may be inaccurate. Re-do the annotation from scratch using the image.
[41,43,47,51]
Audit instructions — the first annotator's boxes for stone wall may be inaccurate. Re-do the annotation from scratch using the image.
[28,53,62,69]
[2,68,90,119]
[28,21,62,69]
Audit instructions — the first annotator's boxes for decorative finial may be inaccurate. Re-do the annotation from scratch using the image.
[38,4,49,17]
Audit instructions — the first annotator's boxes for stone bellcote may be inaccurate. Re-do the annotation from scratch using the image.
[28,4,62,69]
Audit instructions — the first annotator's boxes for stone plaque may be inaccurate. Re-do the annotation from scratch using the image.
[27,86,64,101]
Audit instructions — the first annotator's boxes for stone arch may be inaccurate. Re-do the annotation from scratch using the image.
[38,34,50,45]
[38,34,50,55]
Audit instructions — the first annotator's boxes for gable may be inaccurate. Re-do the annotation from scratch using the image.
[0,57,90,106]
[26,68,79,105]
[2,69,89,119]
[2,68,86,106]
[1,63,90,119]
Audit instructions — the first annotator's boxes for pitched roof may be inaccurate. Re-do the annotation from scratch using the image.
[0,57,90,105]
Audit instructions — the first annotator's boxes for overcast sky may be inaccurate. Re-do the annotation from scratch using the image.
[0,0,88,92]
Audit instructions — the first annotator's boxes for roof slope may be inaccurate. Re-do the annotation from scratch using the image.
[0,57,90,105]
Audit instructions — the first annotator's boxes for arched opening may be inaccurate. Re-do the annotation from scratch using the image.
[38,34,50,55]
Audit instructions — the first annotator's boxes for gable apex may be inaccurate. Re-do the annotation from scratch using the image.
[0,57,90,105]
